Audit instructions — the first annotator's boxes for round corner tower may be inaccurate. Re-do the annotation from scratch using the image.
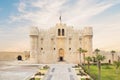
[29,27,39,63]
[82,27,93,56]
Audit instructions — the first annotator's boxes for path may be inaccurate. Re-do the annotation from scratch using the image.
[43,64,78,80]
[0,65,38,80]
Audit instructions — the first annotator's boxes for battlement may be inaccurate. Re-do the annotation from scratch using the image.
[56,23,67,28]
[29,27,39,36]
[83,27,93,36]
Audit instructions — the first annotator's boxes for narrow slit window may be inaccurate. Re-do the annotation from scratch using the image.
[62,29,64,36]
[41,48,43,50]
[69,48,71,50]
[58,29,61,36]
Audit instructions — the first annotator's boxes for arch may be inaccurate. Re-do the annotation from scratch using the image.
[59,48,64,61]
[17,55,22,60]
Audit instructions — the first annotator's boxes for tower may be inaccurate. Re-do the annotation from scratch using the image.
[29,27,39,63]
[82,27,93,56]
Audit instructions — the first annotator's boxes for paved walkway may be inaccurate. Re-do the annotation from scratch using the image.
[0,65,38,80]
[43,64,78,80]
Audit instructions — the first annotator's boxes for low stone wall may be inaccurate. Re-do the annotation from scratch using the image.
[0,52,30,61]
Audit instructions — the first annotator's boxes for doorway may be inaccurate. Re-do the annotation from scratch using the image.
[17,55,22,60]
[59,48,64,61]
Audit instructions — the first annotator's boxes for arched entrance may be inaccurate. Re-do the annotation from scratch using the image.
[59,48,64,61]
[17,55,22,60]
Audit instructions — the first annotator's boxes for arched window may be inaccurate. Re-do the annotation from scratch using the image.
[58,29,61,36]
[62,29,64,36]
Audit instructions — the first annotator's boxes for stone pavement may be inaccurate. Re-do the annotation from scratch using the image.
[43,64,78,80]
[0,63,79,80]
[0,65,38,80]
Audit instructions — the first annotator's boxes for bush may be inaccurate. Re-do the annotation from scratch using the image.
[35,78,40,80]
[81,78,86,80]
[102,65,112,69]
[43,65,49,69]
[81,78,92,80]
[35,72,41,76]
[29,77,35,80]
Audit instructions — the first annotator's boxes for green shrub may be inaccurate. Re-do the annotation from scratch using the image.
[29,77,35,80]
[102,65,112,69]
[81,78,85,80]
[35,78,40,80]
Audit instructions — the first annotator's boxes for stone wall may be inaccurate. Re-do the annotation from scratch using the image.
[0,52,30,61]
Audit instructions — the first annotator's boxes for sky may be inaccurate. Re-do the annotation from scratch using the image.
[0,0,120,52]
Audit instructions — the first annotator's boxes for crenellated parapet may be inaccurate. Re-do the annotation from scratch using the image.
[82,27,93,57]
[83,27,93,37]
[29,27,39,37]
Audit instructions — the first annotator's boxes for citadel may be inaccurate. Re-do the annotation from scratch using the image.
[29,22,93,64]
[0,21,119,64]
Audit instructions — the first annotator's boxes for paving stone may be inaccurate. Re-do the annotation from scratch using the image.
[43,64,78,80]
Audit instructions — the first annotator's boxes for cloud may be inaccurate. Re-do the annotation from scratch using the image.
[9,0,119,28]
[1,0,120,51]
[18,0,26,13]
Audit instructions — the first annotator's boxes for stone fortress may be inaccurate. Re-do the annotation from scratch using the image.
[0,19,119,64]
[29,22,93,64]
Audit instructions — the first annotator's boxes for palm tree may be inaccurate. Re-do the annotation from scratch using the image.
[78,48,83,65]
[78,48,87,65]
[111,50,116,63]
[113,61,120,74]
[95,54,105,80]
[95,48,100,54]
[85,56,92,73]
[82,50,88,65]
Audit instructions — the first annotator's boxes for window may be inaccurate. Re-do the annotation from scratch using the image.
[58,29,61,36]
[41,48,43,50]
[69,48,71,50]
[79,37,82,44]
[41,38,43,44]
[69,38,72,44]
[62,29,64,36]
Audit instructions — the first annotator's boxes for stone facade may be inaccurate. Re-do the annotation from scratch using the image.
[29,23,93,64]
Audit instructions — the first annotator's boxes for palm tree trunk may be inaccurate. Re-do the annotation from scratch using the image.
[88,61,90,73]
[79,52,81,65]
[98,61,101,80]
[112,54,114,63]
[83,53,85,65]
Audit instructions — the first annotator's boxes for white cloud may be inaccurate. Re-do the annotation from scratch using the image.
[18,1,26,13]
[10,0,119,28]
[1,0,119,51]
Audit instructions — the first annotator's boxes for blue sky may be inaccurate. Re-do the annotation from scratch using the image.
[0,0,120,51]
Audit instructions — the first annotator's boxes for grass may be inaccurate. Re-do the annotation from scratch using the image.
[35,78,41,80]
[86,64,120,80]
